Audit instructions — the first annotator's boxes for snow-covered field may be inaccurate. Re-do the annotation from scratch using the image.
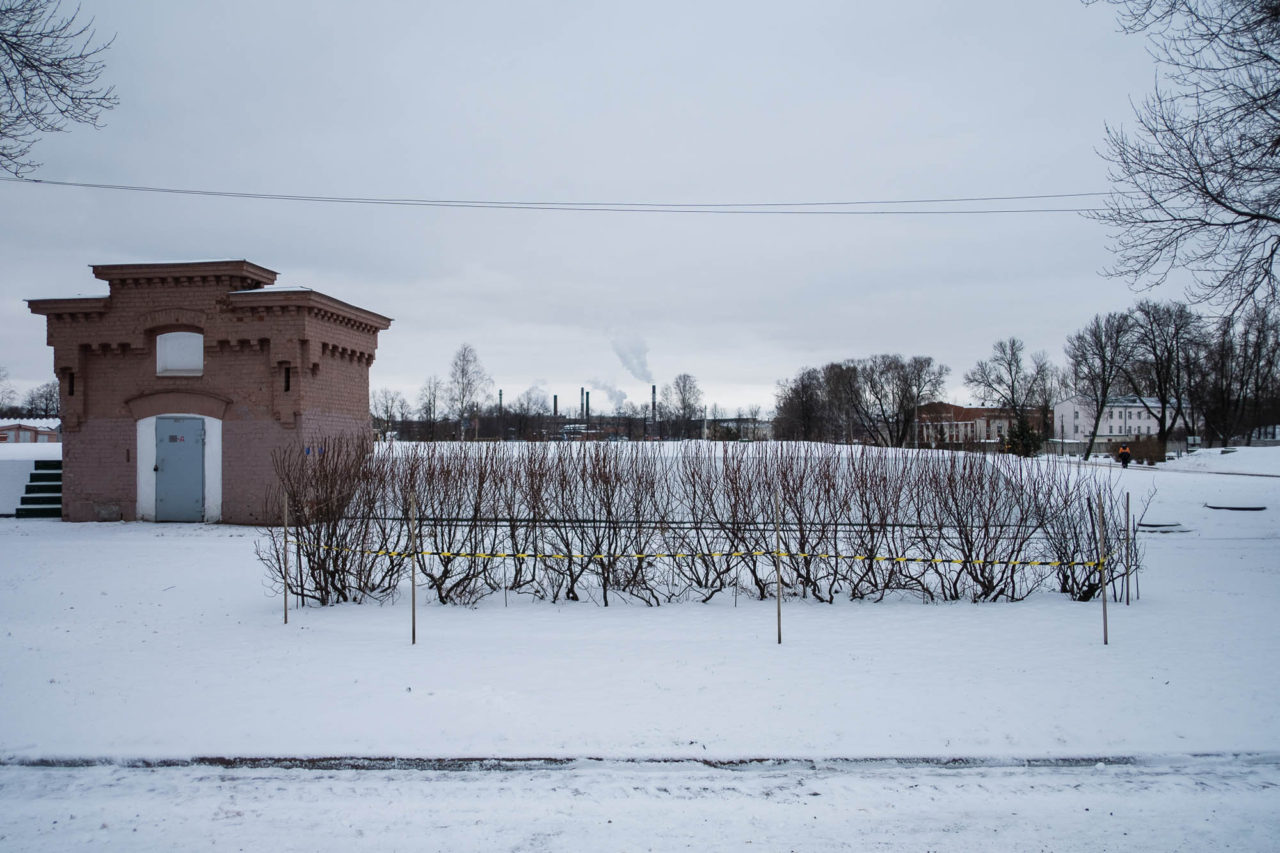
[1,446,1277,850]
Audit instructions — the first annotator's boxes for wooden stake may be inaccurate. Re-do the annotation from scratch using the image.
[282,490,289,626]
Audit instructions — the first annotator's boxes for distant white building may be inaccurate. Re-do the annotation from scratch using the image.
[1050,395,1192,452]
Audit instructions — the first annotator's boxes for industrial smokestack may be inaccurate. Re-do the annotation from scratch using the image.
[651,384,657,439]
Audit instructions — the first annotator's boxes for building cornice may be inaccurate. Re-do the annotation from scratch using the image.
[91,260,279,288]
[227,289,392,333]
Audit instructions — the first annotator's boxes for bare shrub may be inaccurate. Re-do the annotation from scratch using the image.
[837,449,930,601]
[915,452,1047,602]
[400,443,495,605]
[259,436,404,606]
[258,439,1146,611]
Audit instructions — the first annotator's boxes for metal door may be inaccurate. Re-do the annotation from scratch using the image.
[156,417,204,522]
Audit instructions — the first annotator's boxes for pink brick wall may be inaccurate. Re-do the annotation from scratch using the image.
[29,261,391,525]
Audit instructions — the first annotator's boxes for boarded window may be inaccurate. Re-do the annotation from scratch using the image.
[157,332,203,376]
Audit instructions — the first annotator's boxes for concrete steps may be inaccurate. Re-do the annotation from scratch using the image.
[16,459,62,519]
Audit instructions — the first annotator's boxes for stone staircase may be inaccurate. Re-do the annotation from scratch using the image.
[16,459,62,519]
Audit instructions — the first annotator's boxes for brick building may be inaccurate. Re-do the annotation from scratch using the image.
[28,260,391,524]
[915,402,1053,449]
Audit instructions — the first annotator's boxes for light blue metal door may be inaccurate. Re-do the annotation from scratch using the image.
[156,417,204,522]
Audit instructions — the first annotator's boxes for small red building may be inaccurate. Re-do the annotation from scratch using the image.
[28,260,391,524]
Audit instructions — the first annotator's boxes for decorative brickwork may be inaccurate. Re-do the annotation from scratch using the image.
[29,260,392,524]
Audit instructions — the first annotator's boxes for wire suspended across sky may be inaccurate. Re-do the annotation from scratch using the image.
[0,175,1115,215]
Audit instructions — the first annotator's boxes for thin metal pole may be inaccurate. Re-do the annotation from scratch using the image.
[283,490,289,626]
[1124,492,1131,606]
[1098,493,1109,646]
[294,518,303,609]
[774,485,783,645]
[1133,515,1140,601]
[410,493,418,645]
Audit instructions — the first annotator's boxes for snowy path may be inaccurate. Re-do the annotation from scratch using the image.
[3,755,1278,852]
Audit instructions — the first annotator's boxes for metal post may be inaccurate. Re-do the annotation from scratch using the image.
[409,489,419,640]
[1133,514,1140,601]
[1098,494,1109,646]
[1124,492,1131,606]
[282,491,289,626]
[774,486,783,645]
[294,519,302,609]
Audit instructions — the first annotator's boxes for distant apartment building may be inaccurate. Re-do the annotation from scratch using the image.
[1050,395,1193,452]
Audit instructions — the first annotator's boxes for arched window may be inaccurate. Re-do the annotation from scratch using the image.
[156,331,203,376]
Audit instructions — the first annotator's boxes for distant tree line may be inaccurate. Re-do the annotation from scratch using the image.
[371,344,762,442]
[773,355,949,445]
[0,370,59,419]
[772,298,1280,454]
[1064,300,1280,454]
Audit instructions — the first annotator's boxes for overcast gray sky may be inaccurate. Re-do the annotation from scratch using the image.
[1,0,1181,414]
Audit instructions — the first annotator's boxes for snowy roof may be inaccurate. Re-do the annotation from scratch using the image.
[1063,395,1180,409]
[0,419,60,431]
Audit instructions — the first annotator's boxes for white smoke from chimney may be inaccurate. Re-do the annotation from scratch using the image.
[610,334,653,383]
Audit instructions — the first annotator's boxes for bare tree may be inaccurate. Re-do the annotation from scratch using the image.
[844,354,949,447]
[0,0,117,176]
[779,355,948,446]
[1089,0,1280,308]
[1187,304,1280,445]
[417,374,444,422]
[773,368,826,441]
[447,343,491,440]
[510,385,550,440]
[369,387,409,434]
[22,378,58,416]
[1121,300,1201,442]
[1066,312,1136,459]
[0,364,16,409]
[963,337,1052,454]
[662,373,702,438]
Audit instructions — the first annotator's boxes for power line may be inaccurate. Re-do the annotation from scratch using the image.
[0,175,1111,215]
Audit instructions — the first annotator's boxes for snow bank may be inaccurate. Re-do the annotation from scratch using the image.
[1161,445,1280,477]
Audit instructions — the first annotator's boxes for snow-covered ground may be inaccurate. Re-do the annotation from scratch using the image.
[1,446,1277,850]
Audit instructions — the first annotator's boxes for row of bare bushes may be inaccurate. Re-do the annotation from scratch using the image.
[258,440,1145,607]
